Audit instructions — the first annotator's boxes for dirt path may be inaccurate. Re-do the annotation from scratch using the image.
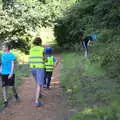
[0,55,66,120]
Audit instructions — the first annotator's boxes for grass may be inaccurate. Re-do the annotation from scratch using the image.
[61,52,120,120]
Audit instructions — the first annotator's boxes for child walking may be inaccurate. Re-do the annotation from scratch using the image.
[29,37,46,107]
[0,43,19,107]
[44,47,58,89]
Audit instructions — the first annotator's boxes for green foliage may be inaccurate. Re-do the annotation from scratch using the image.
[2,0,14,9]
[11,49,28,63]
[55,0,120,46]
[0,0,74,53]
[71,103,120,120]
[0,4,32,53]
[61,53,105,106]
[55,0,120,78]
[61,53,120,119]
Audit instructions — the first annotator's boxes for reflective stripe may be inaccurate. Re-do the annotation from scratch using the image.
[46,68,53,70]
[29,62,44,64]
[46,68,53,71]
[29,46,45,68]
[45,56,54,72]
[32,50,42,52]
[30,64,44,68]
[45,65,53,67]
[29,56,43,59]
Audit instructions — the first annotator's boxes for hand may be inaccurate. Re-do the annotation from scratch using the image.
[8,73,13,79]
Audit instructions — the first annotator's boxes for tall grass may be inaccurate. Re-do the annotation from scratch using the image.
[61,52,120,120]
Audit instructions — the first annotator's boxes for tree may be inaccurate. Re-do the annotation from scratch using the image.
[2,0,15,9]
[54,0,120,78]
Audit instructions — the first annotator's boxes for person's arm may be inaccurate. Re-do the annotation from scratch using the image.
[0,64,2,75]
[0,54,2,74]
[8,60,15,79]
[88,36,93,46]
[88,40,91,46]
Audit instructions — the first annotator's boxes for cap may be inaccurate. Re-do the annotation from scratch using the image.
[45,47,53,54]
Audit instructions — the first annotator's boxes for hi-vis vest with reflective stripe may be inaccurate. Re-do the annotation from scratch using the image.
[29,46,44,68]
[45,56,54,72]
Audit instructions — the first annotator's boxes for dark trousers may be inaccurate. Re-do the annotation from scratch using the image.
[82,41,88,51]
[82,41,88,57]
[44,72,53,88]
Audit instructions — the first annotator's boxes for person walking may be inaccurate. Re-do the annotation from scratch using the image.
[0,43,19,107]
[44,47,58,89]
[29,37,46,107]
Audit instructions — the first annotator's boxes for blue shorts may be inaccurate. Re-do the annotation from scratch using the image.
[31,68,45,86]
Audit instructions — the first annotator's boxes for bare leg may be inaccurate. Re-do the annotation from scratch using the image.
[84,49,88,58]
[82,41,88,58]
[2,86,8,102]
[12,86,19,100]
[35,84,42,103]
[12,86,17,95]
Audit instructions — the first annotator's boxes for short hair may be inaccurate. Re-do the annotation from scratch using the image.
[32,37,42,46]
[3,42,11,50]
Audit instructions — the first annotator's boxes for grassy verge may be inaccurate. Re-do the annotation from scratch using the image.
[61,52,120,120]
[0,64,29,110]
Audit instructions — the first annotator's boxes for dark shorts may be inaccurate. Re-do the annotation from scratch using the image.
[1,74,15,87]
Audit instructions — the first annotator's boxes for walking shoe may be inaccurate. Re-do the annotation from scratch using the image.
[32,94,44,101]
[33,101,44,107]
[43,85,47,89]
[14,94,20,102]
[47,87,51,90]
[3,101,8,107]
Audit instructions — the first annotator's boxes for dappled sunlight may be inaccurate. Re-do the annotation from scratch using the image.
[31,27,55,45]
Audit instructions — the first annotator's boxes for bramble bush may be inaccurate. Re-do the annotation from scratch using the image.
[61,53,120,120]
[55,0,120,78]
[59,1,120,119]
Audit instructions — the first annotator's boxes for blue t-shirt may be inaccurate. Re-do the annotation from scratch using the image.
[1,52,16,75]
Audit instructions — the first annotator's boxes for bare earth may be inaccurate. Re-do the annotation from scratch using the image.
[0,56,67,120]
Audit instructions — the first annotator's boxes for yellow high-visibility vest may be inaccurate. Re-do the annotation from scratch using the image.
[29,46,44,68]
[45,56,54,72]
